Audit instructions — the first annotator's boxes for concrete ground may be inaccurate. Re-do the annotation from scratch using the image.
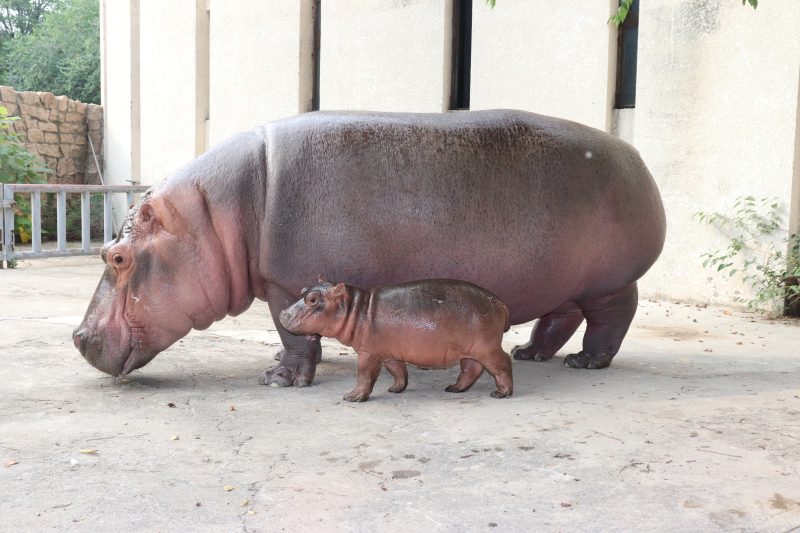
[1,255,799,533]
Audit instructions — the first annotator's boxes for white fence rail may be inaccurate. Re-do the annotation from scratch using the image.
[1,183,150,267]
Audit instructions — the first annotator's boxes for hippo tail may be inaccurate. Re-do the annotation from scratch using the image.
[499,301,510,333]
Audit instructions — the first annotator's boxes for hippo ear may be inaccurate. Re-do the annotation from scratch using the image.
[332,283,346,297]
[137,203,159,230]
[318,274,326,283]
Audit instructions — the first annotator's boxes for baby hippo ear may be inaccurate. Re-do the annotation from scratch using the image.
[318,274,326,283]
[332,283,347,297]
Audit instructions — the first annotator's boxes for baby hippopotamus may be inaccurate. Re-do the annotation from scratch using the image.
[279,276,513,402]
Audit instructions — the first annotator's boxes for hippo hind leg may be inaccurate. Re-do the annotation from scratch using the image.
[482,349,513,398]
[565,282,638,369]
[511,308,585,362]
[445,359,485,393]
[384,360,408,393]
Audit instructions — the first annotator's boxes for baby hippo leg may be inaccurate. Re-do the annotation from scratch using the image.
[445,359,485,393]
[344,351,383,402]
[384,360,408,393]
[482,349,514,398]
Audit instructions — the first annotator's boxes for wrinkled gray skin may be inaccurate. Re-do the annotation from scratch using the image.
[73,110,666,387]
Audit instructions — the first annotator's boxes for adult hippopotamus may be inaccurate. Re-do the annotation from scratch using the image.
[72,109,666,387]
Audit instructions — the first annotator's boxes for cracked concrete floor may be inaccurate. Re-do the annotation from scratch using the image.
[1,256,799,533]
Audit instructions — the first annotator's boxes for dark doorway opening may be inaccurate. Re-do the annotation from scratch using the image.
[450,0,472,110]
[312,0,321,111]
[615,0,639,108]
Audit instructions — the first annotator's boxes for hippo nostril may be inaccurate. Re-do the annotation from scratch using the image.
[73,331,83,349]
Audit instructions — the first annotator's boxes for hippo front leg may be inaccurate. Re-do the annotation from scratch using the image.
[259,284,322,388]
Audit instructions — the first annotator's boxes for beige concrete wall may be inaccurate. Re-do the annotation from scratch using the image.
[208,0,313,148]
[319,0,451,113]
[139,0,206,186]
[635,0,800,307]
[102,0,136,189]
[470,0,616,132]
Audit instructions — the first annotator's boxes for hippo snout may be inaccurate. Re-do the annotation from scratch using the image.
[279,310,292,328]
[72,328,85,351]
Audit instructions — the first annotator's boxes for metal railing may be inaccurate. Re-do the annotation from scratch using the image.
[2,183,150,266]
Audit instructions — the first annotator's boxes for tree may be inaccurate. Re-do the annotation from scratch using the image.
[0,0,60,72]
[0,0,99,104]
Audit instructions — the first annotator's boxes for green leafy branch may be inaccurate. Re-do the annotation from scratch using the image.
[694,196,799,314]
[0,105,52,240]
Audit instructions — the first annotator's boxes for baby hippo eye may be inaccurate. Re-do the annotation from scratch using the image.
[114,255,124,264]
[308,296,318,305]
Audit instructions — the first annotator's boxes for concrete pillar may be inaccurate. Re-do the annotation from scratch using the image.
[634,0,800,306]
[138,0,208,186]
[100,0,140,230]
[208,0,315,148]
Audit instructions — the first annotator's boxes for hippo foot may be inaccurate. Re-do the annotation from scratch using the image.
[511,343,554,362]
[344,390,371,402]
[388,383,407,394]
[563,351,613,369]
[490,388,513,399]
[444,384,469,393]
[259,364,314,388]
[272,347,286,361]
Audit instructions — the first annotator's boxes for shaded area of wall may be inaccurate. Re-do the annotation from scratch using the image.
[470,0,616,132]
[0,85,103,184]
[319,0,451,113]
[635,0,800,306]
[208,0,314,148]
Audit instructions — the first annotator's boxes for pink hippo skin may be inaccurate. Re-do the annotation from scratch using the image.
[72,110,666,385]
[280,277,513,402]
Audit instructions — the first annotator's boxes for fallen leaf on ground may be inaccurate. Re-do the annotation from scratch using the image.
[723,311,732,315]
[167,403,176,408]
[381,487,387,491]
[4,460,19,467]
[230,407,236,411]
[224,486,235,491]
[196,502,201,506]
[239,500,249,506]
[736,342,743,345]
[248,510,256,514]
[314,409,320,412]
[78,450,98,454]
[679,499,686,502]
[170,435,179,440]
[561,503,571,507]
[121,379,131,382]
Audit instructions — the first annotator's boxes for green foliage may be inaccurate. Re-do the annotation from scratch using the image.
[0,1,60,74]
[694,196,800,314]
[485,0,495,7]
[608,0,757,27]
[0,0,99,104]
[0,105,51,239]
[608,0,634,28]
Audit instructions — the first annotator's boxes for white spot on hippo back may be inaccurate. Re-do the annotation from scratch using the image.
[131,294,140,303]
[585,151,593,159]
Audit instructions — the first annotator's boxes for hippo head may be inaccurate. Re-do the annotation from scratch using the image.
[73,186,231,376]
[279,275,349,337]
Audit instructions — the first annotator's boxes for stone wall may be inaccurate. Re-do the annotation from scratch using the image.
[0,85,103,185]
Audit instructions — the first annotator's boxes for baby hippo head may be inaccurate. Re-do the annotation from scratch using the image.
[280,275,349,336]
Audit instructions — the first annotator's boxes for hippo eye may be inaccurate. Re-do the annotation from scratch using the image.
[114,256,123,264]
[308,296,318,305]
